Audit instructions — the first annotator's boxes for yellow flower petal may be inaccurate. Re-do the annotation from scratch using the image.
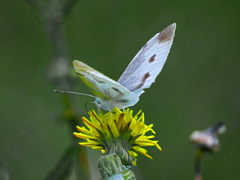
[79,141,100,147]
[73,132,100,140]
[132,146,153,159]
[74,107,162,166]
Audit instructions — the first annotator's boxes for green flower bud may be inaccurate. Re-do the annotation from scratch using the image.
[98,154,123,179]
[98,154,136,180]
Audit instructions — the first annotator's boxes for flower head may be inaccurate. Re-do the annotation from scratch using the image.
[73,107,162,166]
[190,121,226,152]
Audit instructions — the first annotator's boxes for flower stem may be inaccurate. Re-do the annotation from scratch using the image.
[194,147,203,180]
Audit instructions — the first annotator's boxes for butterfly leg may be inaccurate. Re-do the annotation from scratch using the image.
[108,108,113,120]
[97,105,100,115]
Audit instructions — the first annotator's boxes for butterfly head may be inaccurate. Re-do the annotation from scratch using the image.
[94,98,112,110]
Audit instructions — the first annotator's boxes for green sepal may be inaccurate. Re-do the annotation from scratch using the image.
[98,154,123,179]
[122,170,136,180]
[107,141,133,167]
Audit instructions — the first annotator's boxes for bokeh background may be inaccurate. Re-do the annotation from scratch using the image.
[0,0,240,179]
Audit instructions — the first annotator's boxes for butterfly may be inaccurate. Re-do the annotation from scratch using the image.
[72,23,176,110]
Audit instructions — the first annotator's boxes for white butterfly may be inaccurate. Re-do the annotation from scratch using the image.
[72,23,176,110]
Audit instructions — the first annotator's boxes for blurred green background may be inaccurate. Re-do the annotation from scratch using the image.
[0,0,240,179]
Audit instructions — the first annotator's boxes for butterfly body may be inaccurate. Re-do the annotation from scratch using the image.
[73,23,176,110]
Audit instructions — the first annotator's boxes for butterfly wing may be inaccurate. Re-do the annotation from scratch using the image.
[73,60,139,109]
[118,23,176,95]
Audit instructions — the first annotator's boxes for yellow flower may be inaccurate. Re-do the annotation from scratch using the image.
[73,107,162,166]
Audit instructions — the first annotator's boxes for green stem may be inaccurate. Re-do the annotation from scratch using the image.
[26,0,90,179]
[194,147,203,180]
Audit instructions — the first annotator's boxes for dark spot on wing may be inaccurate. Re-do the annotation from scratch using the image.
[133,72,150,90]
[158,24,175,43]
[96,79,105,84]
[142,72,150,82]
[149,54,156,62]
[116,99,129,103]
[135,83,144,90]
[111,87,121,93]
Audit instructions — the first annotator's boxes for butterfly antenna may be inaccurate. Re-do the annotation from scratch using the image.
[54,90,96,99]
